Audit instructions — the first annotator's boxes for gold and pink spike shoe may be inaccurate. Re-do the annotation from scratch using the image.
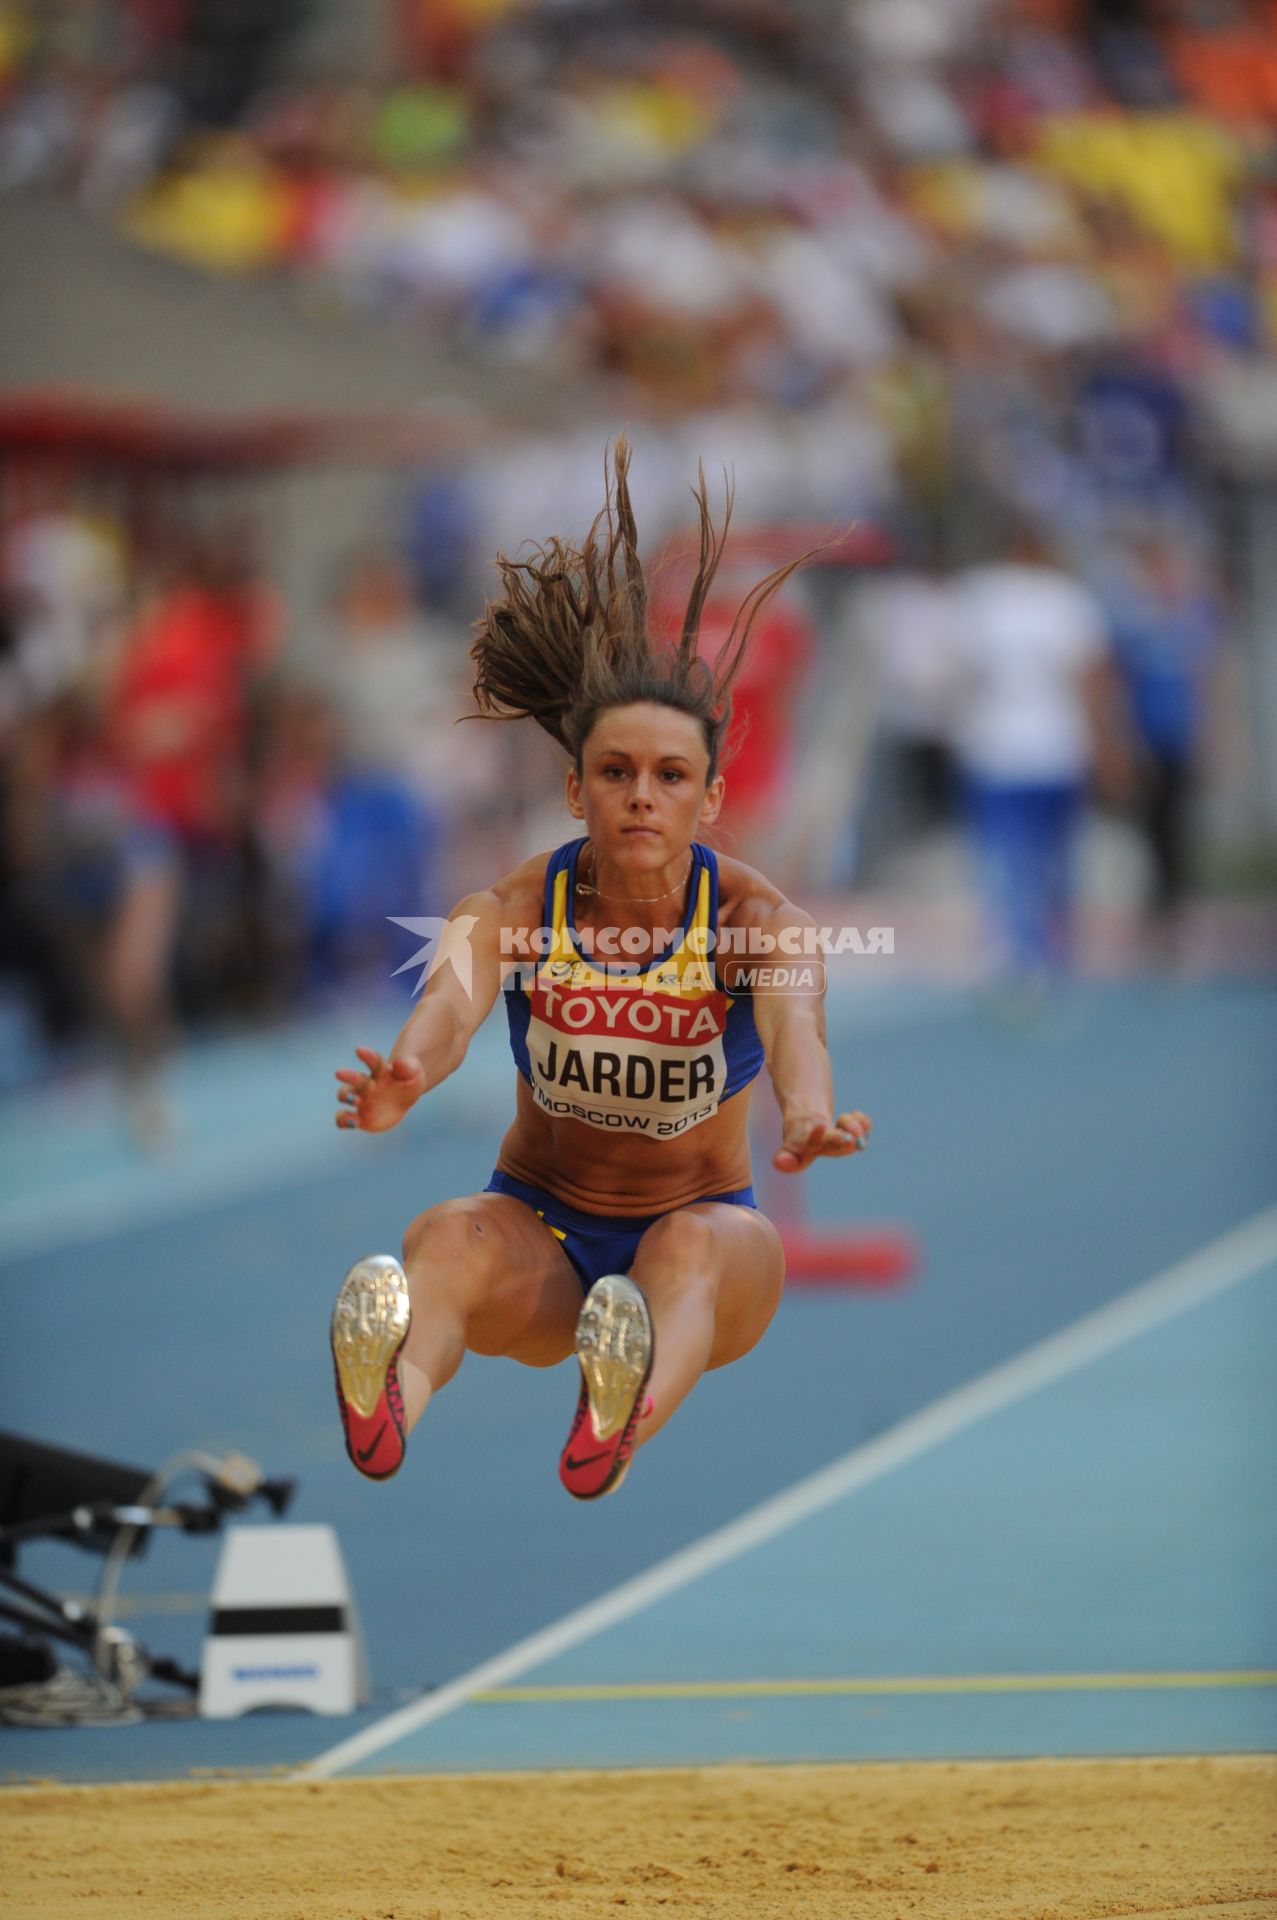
[331,1254,411,1481]
[559,1274,654,1500]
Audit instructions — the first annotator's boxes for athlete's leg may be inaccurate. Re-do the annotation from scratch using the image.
[396,1193,582,1431]
[629,1203,785,1445]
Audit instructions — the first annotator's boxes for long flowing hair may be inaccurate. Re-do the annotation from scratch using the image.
[470,436,810,780]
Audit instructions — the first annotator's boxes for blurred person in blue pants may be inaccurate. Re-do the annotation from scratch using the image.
[952,527,1131,1002]
[302,548,474,985]
[1099,525,1224,959]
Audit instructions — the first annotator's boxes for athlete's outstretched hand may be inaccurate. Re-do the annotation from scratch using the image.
[335,1048,425,1132]
[773,1109,871,1174]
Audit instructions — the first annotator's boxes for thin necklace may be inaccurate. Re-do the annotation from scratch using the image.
[576,847,693,904]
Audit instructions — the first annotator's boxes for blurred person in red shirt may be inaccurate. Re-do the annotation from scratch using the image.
[107,533,283,1018]
[108,531,281,849]
[110,564,245,848]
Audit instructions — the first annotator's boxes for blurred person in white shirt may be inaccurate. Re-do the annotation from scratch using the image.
[952,526,1130,993]
[316,548,473,805]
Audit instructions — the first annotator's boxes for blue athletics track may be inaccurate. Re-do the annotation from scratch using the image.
[1,972,1274,1785]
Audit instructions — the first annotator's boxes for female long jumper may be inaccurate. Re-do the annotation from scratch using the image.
[330,441,871,1500]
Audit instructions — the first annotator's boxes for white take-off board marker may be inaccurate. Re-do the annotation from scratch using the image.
[200,1524,368,1718]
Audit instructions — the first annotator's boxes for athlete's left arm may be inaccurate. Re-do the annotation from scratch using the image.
[733,890,872,1175]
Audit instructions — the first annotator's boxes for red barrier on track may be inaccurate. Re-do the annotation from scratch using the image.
[779,1223,918,1288]
[754,1085,919,1290]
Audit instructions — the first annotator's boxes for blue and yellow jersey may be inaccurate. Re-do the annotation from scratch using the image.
[505,838,764,1139]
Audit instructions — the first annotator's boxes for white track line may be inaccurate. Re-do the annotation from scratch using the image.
[300,1201,1277,1780]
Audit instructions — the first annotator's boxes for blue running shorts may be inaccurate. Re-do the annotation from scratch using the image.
[484,1169,756,1294]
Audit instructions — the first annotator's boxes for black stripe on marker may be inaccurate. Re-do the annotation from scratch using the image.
[210,1606,346,1636]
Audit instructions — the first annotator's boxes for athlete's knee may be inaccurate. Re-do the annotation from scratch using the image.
[402,1197,503,1291]
[633,1210,720,1291]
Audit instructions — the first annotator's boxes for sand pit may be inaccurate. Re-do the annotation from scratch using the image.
[3,1753,1274,1918]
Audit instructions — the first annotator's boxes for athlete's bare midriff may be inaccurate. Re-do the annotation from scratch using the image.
[496,1073,755,1215]
[491,844,770,1216]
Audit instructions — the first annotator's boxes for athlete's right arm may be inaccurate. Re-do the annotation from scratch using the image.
[334,871,538,1133]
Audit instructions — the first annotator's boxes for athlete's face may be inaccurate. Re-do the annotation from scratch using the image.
[566,702,723,866]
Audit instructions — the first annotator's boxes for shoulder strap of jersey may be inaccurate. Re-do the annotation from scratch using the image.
[692,841,736,994]
[697,840,753,998]
[542,838,585,963]
[693,840,719,940]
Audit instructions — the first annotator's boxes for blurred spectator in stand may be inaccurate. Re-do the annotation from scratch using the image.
[406,452,481,618]
[167,0,310,130]
[1165,0,1277,125]
[1,680,181,1147]
[0,508,184,1141]
[249,680,343,998]
[1,509,127,712]
[1083,0,1179,109]
[109,548,246,854]
[855,563,963,874]
[287,547,477,986]
[396,0,526,84]
[1075,345,1194,521]
[1098,521,1227,958]
[951,524,1131,1002]
[0,585,86,1060]
[106,533,280,1020]
[315,545,469,809]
